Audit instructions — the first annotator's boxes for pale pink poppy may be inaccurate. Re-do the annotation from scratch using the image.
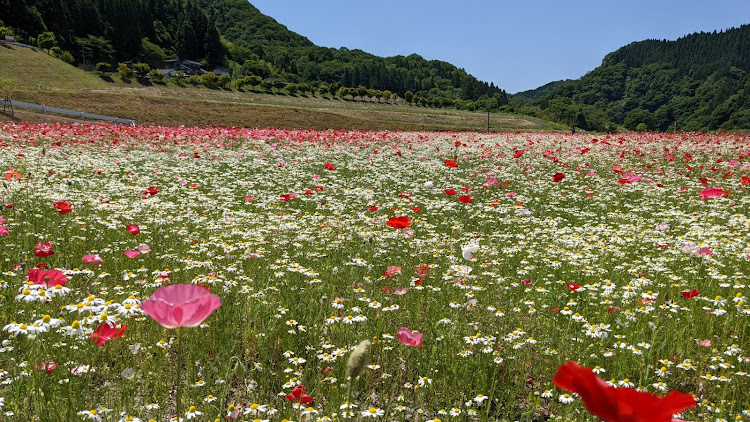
[397,327,423,347]
[82,254,103,266]
[140,284,222,329]
[699,187,724,200]
[0,225,8,236]
[393,288,409,295]
[136,244,151,253]
[696,339,712,348]
[124,250,140,259]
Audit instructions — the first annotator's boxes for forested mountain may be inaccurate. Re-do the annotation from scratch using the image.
[0,0,507,106]
[512,25,750,131]
[194,0,506,104]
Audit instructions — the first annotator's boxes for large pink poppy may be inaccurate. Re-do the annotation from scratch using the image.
[140,284,221,329]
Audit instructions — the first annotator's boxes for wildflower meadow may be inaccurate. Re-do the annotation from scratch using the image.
[0,122,748,421]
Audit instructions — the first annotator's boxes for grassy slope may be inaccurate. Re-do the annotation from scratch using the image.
[1,45,563,131]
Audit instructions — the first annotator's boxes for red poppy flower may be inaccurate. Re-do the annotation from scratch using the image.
[513,150,525,158]
[411,206,421,212]
[458,196,473,203]
[144,186,160,196]
[54,200,73,215]
[91,323,129,346]
[368,205,379,212]
[444,189,457,196]
[741,176,750,186]
[324,163,336,171]
[33,241,55,258]
[126,224,140,236]
[552,173,565,183]
[387,216,412,229]
[444,159,458,168]
[285,385,313,405]
[521,279,532,286]
[681,289,700,299]
[554,361,696,422]
[566,283,581,291]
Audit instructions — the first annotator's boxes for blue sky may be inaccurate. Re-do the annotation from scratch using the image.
[248,0,748,94]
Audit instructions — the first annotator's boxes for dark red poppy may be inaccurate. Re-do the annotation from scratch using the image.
[144,186,160,196]
[444,159,458,168]
[368,205,379,212]
[285,385,313,405]
[513,150,525,158]
[552,173,565,183]
[33,241,55,258]
[554,361,696,422]
[521,279,532,286]
[458,196,473,203]
[681,289,700,299]
[444,189,457,196]
[91,323,129,346]
[387,216,412,229]
[324,163,336,171]
[54,201,73,215]
[126,224,140,236]
[741,176,750,186]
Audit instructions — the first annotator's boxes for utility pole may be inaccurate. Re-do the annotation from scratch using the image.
[487,108,490,133]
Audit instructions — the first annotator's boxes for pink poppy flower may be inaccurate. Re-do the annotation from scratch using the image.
[82,254,103,266]
[696,339,712,348]
[28,269,67,287]
[136,244,151,253]
[397,327,423,347]
[140,284,222,329]
[124,250,140,259]
[34,361,57,374]
[0,225,8,236]
[699,187,724,200]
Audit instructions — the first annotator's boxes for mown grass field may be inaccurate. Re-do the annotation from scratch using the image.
[0,46,560,131]
[0,123,748,421]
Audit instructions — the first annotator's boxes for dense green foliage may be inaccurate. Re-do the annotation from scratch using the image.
[0,0,224,66]
[513,25,750,132]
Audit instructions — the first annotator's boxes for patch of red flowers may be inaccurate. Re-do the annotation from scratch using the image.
[444,188,457,196]
[324,163,336,171]
[458,196,473,203]
[444,159,458,168]
[681,289,700,299]
[552,173,565,183]
[285,385,313,405]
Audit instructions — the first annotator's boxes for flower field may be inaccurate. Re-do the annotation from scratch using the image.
[0,122,749,421]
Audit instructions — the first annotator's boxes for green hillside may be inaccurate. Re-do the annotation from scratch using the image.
[512,25,750,131]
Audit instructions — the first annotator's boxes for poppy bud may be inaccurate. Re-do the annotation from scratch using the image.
[346,340,371,379]
[233,358,245,379]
